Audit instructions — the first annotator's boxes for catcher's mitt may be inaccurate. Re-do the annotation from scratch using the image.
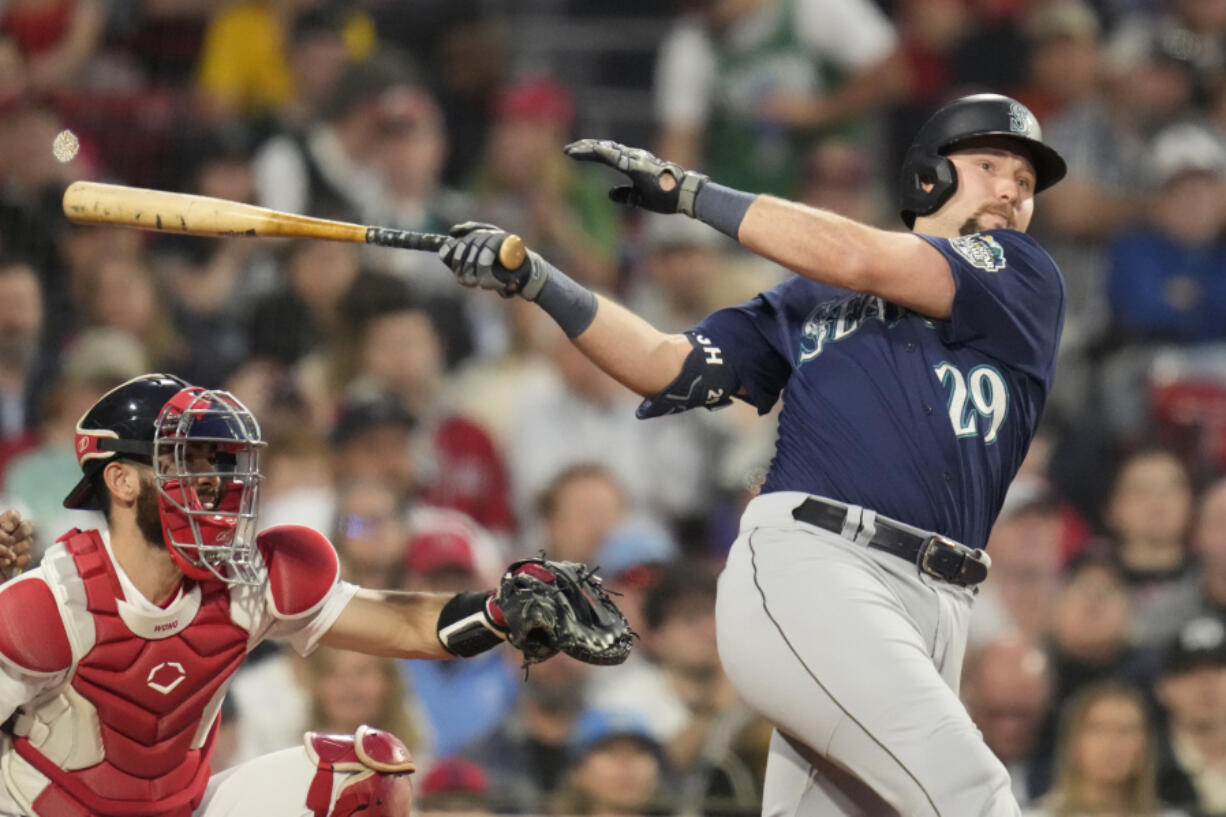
[496,557,634,667]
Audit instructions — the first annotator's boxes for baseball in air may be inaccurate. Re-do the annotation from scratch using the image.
[52,129,79,163]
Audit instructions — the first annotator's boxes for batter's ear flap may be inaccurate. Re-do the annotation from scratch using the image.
[899,151,958,227]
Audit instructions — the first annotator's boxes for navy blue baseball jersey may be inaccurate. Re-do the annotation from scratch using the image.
[694,229,1065,550]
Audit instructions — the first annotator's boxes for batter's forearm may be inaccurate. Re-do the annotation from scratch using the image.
[738,196,880,290]
[573,295,692,397]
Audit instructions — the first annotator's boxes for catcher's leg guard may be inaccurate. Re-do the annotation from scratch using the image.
[303,725,416,817]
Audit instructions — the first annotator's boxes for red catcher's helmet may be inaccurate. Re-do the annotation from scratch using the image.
[66,373,265,585]
[898,93,1067,228]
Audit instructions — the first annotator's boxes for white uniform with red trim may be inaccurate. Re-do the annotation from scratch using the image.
[0,524,387,817]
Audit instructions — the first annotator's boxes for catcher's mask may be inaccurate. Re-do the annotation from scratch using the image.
[65,373,265,585]
[153,386,264,585]
[898,93,1067,228]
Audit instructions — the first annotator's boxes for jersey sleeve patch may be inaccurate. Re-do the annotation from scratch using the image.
[257,525,341,618]
[0,578,72,673]
[948,234,1007,272]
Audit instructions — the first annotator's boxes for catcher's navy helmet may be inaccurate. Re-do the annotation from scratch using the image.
[898,93,1067,228]
[64,373,190,509]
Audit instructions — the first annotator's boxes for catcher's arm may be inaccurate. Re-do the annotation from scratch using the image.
[321,589,455,659]
[323,558,633,667]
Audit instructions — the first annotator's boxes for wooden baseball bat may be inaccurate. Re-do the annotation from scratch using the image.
[62,181,527,268]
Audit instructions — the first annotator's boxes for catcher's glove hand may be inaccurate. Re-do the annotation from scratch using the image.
[495,557,634,667]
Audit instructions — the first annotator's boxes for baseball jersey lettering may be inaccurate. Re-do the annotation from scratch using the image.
[694,229,1063,549]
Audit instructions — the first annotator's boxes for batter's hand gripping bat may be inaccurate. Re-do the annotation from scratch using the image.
[62,181,527,268]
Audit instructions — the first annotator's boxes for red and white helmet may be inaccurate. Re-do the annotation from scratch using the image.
[65,374,265,585]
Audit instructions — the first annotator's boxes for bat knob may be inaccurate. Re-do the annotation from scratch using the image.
[499,234,527,270]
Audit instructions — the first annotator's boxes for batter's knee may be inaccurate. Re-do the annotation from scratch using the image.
[303,725,416,817]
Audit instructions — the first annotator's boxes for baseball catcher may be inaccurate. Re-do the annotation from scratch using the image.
[0,374,631,817]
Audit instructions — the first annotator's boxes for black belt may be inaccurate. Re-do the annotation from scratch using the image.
[790,497,989,587]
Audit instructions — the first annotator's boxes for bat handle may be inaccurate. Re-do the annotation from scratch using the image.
[365,227,446,252]
[365,227,527,269]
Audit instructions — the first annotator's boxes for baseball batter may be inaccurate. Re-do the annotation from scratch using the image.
[438,93,1067,815]
[0,374,629,817]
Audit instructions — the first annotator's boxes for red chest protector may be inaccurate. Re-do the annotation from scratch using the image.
[14,531,250,817]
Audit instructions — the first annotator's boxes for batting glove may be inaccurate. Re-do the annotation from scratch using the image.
[438,221,549,301]
[564,139,708,216]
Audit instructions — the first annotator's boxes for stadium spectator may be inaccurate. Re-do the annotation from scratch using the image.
[251,53,399,219]
[535,463,630,564]
[1033,10,1170,404]
[194,0,373,122]
[796,138,891,227]
[1103,448,1196,618]
[1016,0,1104,124]
[505,309,711,521]
[339,275,512,532]
[552,708,671,816]
[1141,478,1226,648]
[461,653,591,813]
[0,258,48,449]
[469,76,618,289]
[971,479,1065,647]
[586,562,751,797]
[1106,122,1226,343]
[415,755,494,814]
[400,513,518,757]
[364,83,472,293]
[330,478,409,589]
[247,238,362,367]
[155,127,267,387]
[963,635,1056,806]
[653,0,908,198]
[1040,554,1150,764]
[1024,682,1187,817]
[1,0,104,91]
[1153,616,1226,815]
[626,214,774,335]
[81,253,186,372]
[304,646,428,761]
[1,329,145,546]
[328,391,418,500]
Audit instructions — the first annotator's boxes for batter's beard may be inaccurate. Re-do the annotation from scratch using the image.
[136,473,169,551]
[960,208,1014,235]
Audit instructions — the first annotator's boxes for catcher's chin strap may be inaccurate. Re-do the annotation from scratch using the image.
[436,591,507,657]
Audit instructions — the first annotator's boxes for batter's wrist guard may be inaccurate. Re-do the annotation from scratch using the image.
[437,591,507,657]
[535,260,598,339]
[694,182,756,239]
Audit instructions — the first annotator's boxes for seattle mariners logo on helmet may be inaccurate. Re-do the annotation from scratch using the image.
[898,93,1067,228]
[1008,102,1033,135]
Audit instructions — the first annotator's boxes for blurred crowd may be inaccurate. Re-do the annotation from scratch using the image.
[2,0,1226,814]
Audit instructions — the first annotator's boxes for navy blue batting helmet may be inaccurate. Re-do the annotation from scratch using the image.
[898,93,1067,228]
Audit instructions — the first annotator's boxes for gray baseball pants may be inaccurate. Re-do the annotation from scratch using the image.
[715,492,1019,817]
